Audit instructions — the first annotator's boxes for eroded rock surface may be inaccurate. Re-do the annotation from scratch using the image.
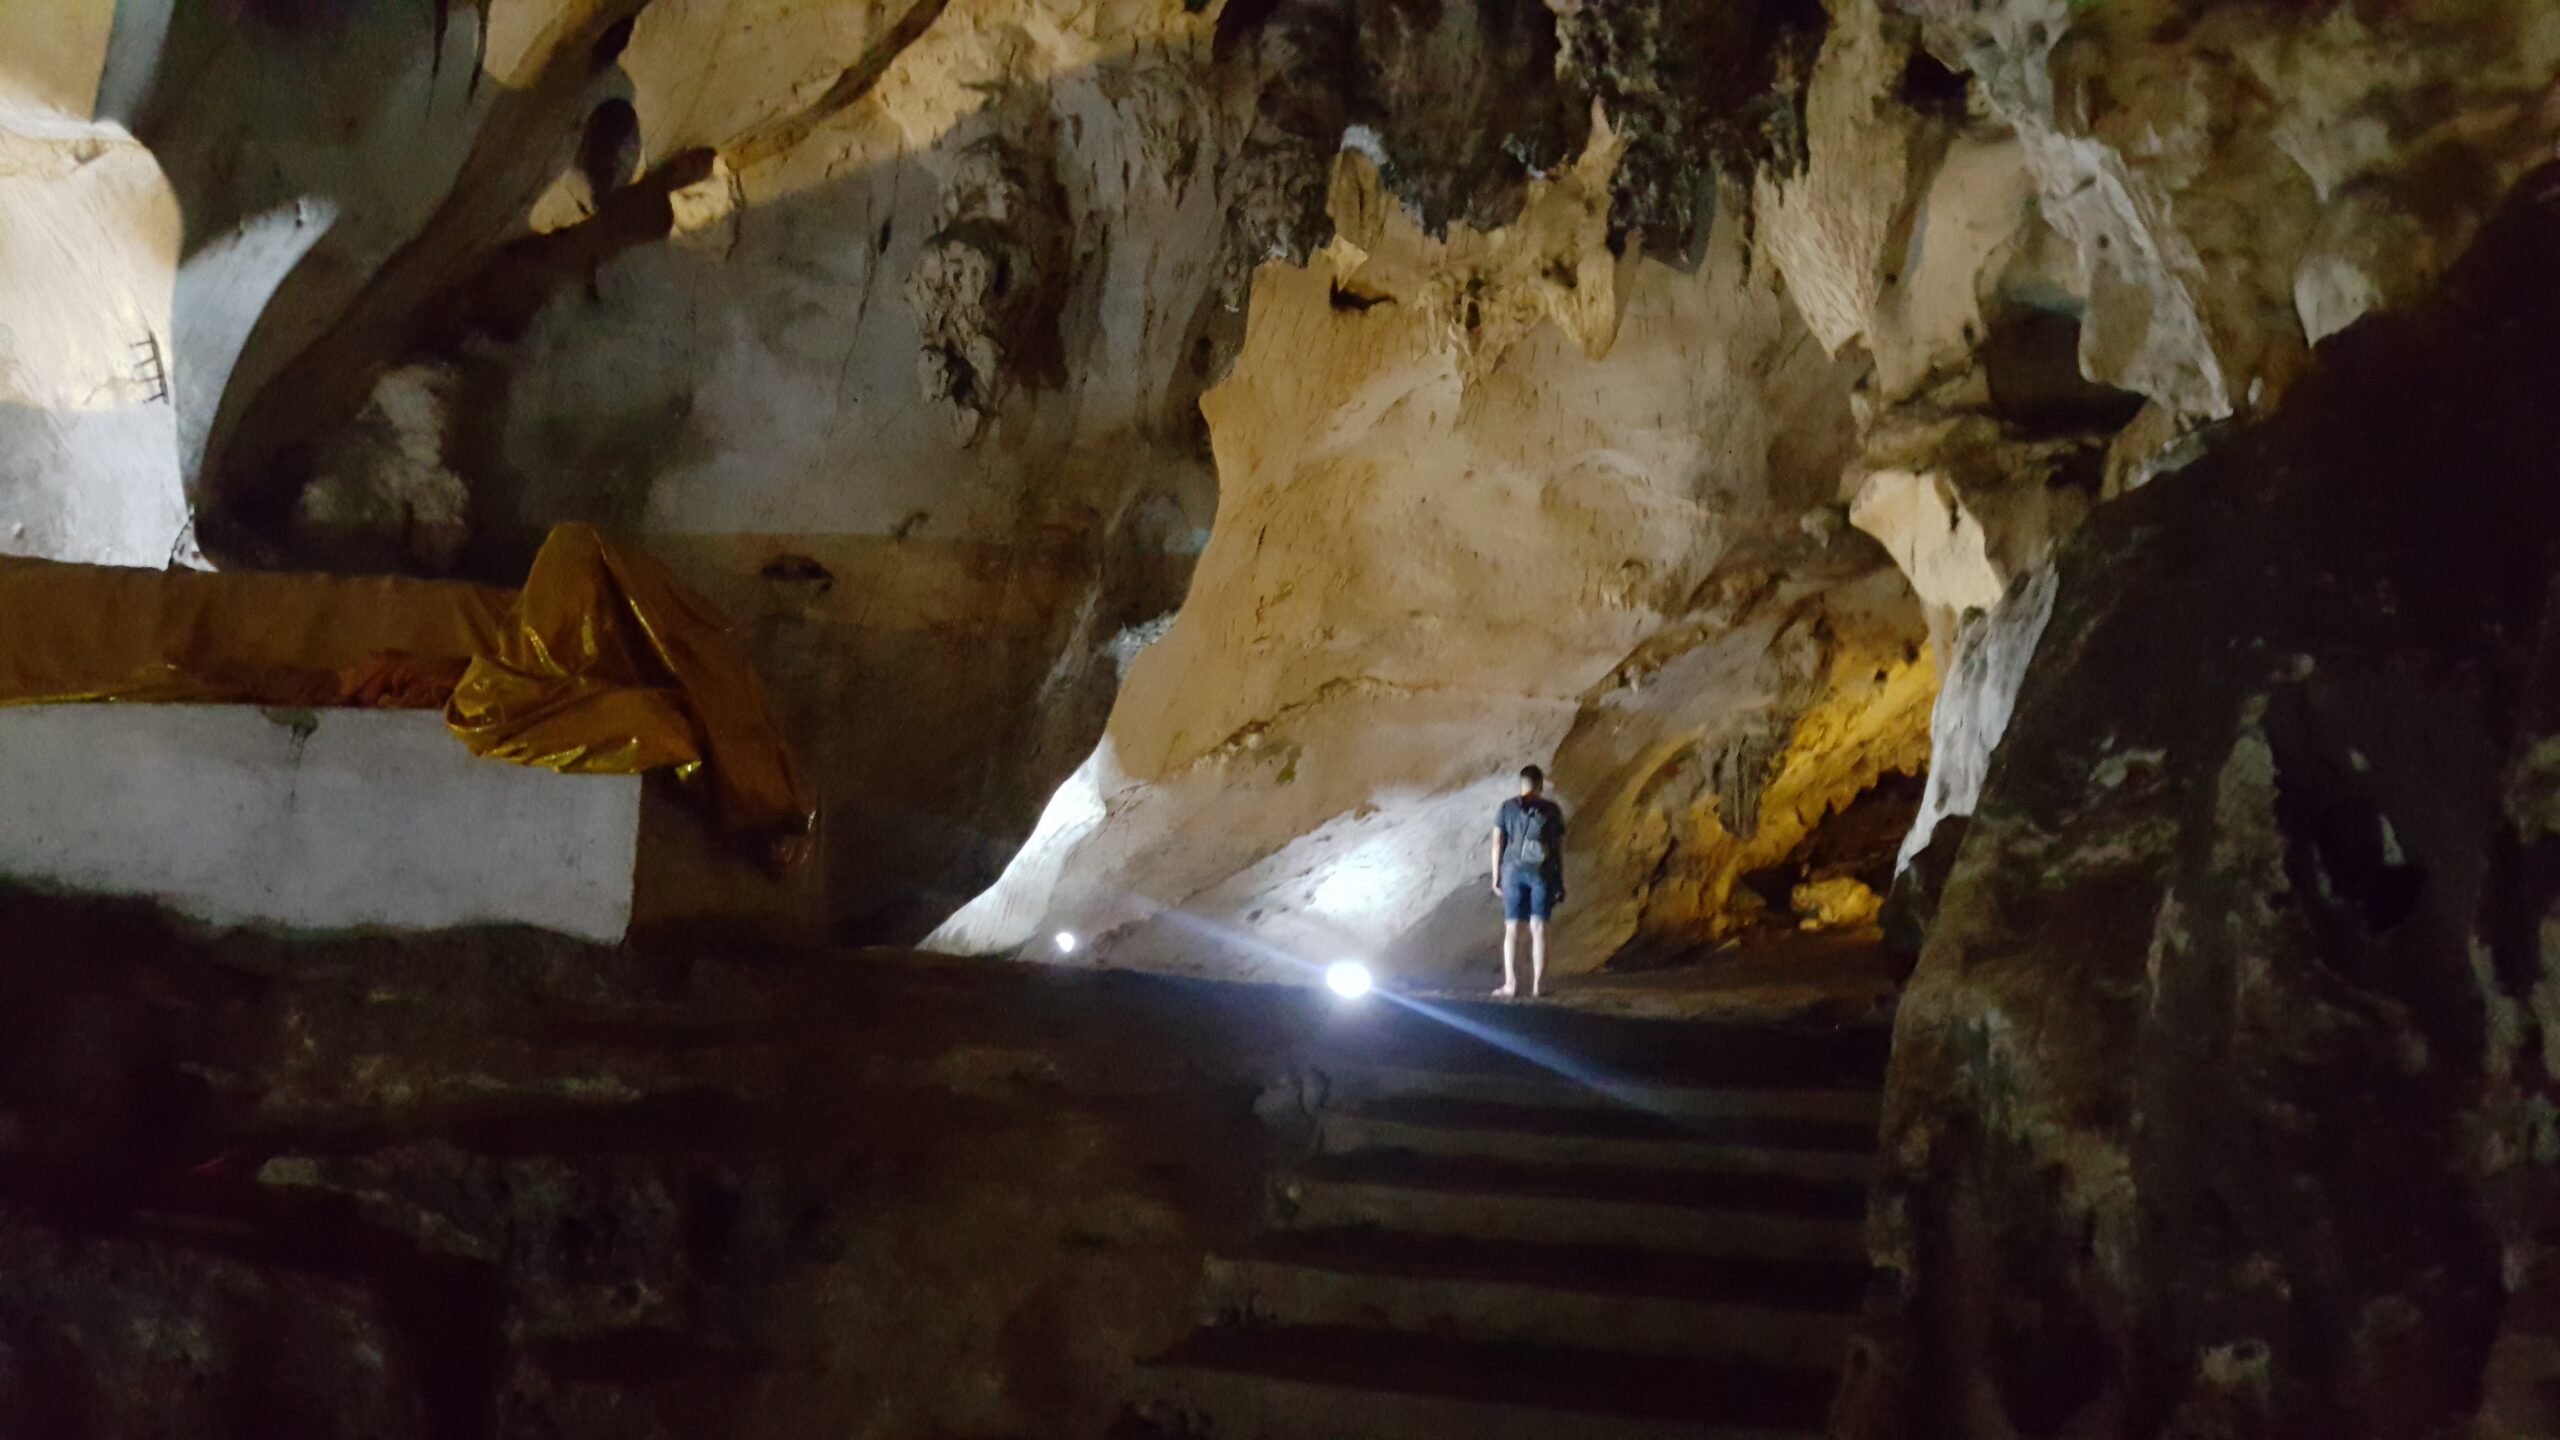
[1840,163,2560,1439]
[907,130,1073,444]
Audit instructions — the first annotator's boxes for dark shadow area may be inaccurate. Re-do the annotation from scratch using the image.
[0,883,1891,1438]
[0,885,1282,1439]
[1980,305,2149,439]
[1837,161,2560,1438]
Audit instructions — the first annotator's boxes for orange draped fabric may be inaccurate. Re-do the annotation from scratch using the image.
[0,524,813,866]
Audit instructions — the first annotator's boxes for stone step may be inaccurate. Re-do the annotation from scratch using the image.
[1317,1097,1878,1179]
[1308,1061,1881,1136]
[1271,1155,1869,1263]
[1131,1324,1830,1440]
[1309,1001,1889,1093]
[1288,1151,1868,1220]
[1201,1231,1862,1367]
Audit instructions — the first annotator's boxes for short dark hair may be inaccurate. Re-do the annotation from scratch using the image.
[1519,765,1545,789]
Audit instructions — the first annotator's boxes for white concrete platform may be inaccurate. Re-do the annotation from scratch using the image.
[0,704,640,941]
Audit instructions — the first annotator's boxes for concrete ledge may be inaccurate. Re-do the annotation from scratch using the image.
[0,704,639,941]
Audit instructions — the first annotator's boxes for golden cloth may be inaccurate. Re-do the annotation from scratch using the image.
[0,524,813,866]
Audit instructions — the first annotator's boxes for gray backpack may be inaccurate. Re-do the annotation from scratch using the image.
[1515,805,1554,866]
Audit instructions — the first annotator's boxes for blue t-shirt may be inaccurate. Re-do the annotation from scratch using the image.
[1496,796,1566,881]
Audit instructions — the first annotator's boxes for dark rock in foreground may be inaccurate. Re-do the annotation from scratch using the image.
[1839,164,2560,1437]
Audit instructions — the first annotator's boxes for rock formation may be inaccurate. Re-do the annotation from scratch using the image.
[0,0,2551,946]
[929,130,1934,982]
[906,130,1073,444]
[1839,161,2560,1439]
[3,0,2545,968]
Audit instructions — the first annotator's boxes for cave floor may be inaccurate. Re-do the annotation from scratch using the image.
[1409,931,1905,1028]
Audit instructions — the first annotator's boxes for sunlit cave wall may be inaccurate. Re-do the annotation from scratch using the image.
[0,8,187,567]
[930,135,1938,983]
[0,0,505,569]
[931,0,2560,983]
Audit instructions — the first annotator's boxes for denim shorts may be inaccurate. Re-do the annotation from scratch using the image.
[1501,870,1556,923]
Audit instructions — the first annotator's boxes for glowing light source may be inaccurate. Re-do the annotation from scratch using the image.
[1054,931,1080,955]
[1325,961,1374,1000]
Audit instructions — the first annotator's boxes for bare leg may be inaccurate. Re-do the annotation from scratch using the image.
[1528,919,1548,998]
[1495,920,1521,997]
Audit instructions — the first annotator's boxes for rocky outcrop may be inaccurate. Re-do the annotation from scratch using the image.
[1895,562,2054,872]
[1914,0,2560,428]
[1839,163,2560,1439]
[1758,0,2560,873]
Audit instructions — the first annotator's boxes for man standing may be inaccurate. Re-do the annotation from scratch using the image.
[1489,765,1566,999]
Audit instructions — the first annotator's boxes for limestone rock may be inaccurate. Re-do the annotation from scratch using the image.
[1878,812,1964,956]
[1752,0,1933,358]
[930,138,1930,982]
[0,104,188,567]
[1847,468,2004,616]
[2293,177,2450,348]
[1896,561,2056,870]
[1847,162,2560,1438]
[1791,875,1882,931]
[1554,0,1820,253]
[1906,0,2560,423]
[908,131,1073,445]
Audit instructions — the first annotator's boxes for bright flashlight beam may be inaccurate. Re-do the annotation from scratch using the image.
[1125,904,1698,1131]
[1325,961,1373,999]
[1364,989,1662,1113]
[1053,931,1079,955]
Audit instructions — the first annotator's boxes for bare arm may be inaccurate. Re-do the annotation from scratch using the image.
[1489,827,1505,891]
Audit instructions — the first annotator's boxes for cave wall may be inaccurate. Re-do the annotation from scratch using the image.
[167,0,1922,954]
[1838,163,2560,1440]
[923,0,2560,981]
[1751,0,2560,877]
[928,131,1935,982]
[8,0,2558,963]
[464,6,1265,934]
[0,29,187,567]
